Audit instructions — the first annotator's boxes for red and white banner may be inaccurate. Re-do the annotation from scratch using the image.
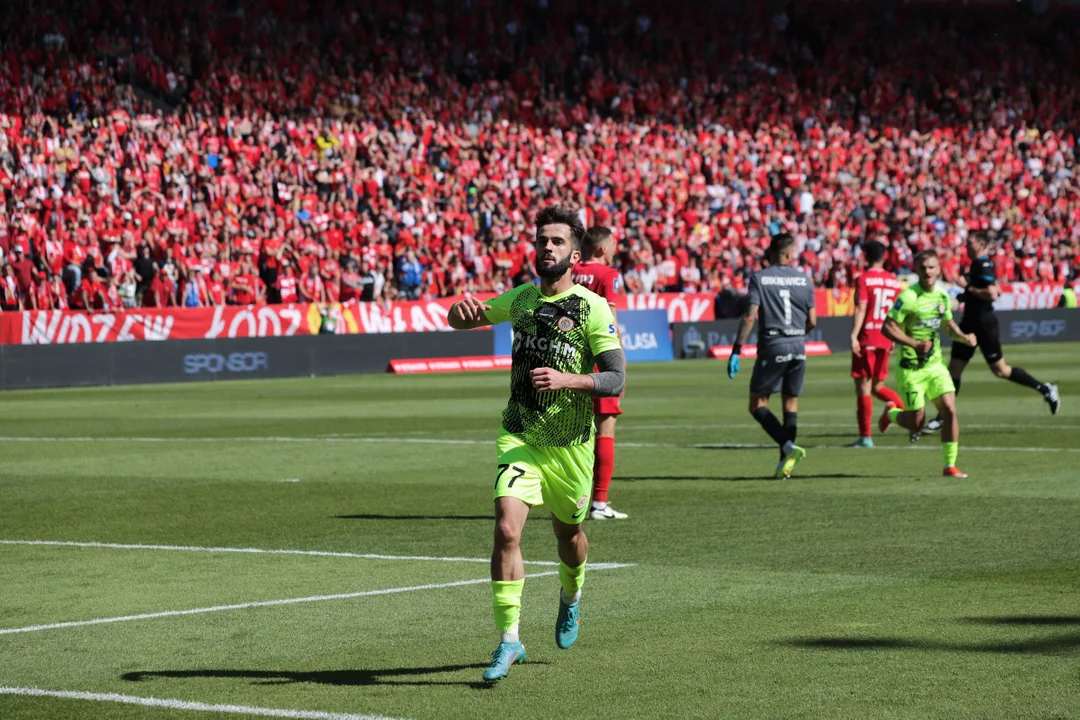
[708,342,833,359]
[994,283,1064,311]
[0,292,715,344]
[0,304,316,345]
[388,356,512,374]
[1,283,1062,345]
[338,295,496,334]
[618,293,715,323]
[343,291,715,334]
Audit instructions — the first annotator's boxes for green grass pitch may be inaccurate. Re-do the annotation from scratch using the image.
[1,343,1078,719]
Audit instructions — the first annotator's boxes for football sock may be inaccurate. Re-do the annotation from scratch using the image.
[873,386,903,408]
[559,560,585,604]
[857,395,873,437]
[591,501,607,510]
[501,623,520,644]
[888,407,904,424]
[1008,367,1046,394]
[783,411,798,445]
[751,407,788,447]
[943,441,959,469]
[492,579,524,636]
[592,436,615,505]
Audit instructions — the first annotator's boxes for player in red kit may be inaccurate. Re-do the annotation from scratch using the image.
[848,241,905,447]
[572,226,628,520]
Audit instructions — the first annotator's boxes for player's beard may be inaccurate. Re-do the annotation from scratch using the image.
[535,255,573,280]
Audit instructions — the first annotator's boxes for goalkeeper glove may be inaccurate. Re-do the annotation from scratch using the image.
[727,344,742,379]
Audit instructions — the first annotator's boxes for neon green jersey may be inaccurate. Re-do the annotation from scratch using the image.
[485,283,621,447]
[886,282,952,369]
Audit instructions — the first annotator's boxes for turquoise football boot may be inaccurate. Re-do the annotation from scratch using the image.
[483,641,527,681]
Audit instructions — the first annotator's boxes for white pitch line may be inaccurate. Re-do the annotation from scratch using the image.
[0,565,633,636]
[0,435,489,445]
[621,423,839,430]
[0,421,1075,445]
[2,433,1074,452]
[0,435,676,450]
[0,539,559,567]
[622,422,1080,431]
[691,443,1080,454]
[0,686,401,720]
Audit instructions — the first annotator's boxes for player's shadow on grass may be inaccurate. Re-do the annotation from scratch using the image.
[804,433,866,439]
[332,514,550,521]
[619,474,871,482]
[780,632,1080,655]
[122,663,548,690]
[333,514,493,521]
[958,615,1080,626]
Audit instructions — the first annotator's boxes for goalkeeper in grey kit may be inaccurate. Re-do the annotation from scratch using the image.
[727,233,817,478]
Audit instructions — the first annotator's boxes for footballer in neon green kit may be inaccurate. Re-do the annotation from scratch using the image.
[447,205,625,682]
[880,249,977,477]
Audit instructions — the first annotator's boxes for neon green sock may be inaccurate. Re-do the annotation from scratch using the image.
[888,407,903,423]
[558,559,586,600]
[492,579,524,633]
[943,441,959,468]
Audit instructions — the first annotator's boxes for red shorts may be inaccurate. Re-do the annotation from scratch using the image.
[851,347,891,382]
[593,394,623,416]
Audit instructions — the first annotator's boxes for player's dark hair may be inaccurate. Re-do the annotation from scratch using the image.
[534,205,586,251]
[863,241,887,266]
[583,225,613,253]
[968,230,990,249]
[914,249,939,267]
[767,233,796,264]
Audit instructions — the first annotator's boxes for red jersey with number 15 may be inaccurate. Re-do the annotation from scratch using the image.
[854,268,902,349]
[572,260,622,302]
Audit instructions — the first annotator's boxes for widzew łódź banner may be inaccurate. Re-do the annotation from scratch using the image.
[0,303,321,344]
[0,292,719,344]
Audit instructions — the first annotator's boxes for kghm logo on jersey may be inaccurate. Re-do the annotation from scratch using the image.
[557,316,575,332]
[513,332,581,361]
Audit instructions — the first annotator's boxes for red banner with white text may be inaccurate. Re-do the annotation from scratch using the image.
[317,291,717,334]
[993,282,1065,311]
[0,304,318,345]
[3,284,1064,345]
[299,291,716,334]
[0,292,718,345]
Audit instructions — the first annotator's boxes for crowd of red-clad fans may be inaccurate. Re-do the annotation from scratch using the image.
[0,0,1078,313]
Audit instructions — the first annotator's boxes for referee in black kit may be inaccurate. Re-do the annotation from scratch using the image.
[924,231,1060,434]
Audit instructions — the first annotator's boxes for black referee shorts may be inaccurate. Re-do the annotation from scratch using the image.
[952,311,1003,365]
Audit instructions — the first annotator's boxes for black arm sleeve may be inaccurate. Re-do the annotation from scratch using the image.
[589,349,626,398]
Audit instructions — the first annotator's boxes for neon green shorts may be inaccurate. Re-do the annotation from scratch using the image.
[897,362,955,411]
[494,430,594,525]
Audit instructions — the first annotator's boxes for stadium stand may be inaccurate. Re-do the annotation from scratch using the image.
[0,0,1077,310]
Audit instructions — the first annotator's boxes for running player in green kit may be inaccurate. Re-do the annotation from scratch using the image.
[447,205,626,682]
[879,250,978,477]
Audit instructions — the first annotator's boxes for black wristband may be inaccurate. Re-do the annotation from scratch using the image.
[732,343,743,356]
